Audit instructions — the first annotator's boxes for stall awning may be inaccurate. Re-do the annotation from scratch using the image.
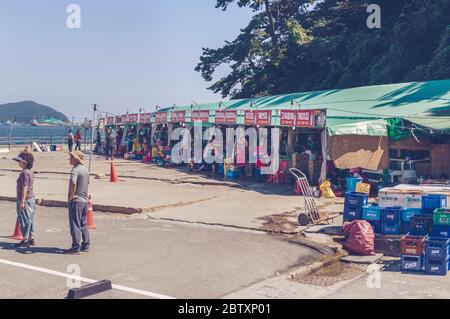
[327,118,388,137]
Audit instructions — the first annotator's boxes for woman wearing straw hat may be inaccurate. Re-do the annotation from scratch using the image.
[13,152,36,248]
[65,150,90,255]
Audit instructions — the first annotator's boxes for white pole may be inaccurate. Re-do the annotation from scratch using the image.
[89,104,97,173]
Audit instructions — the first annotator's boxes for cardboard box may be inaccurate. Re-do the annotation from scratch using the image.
[378,190,406,208]
[405,194,423,209]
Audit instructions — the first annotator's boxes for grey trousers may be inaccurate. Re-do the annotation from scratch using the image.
[68,201,90,250]
[17,199,36,240]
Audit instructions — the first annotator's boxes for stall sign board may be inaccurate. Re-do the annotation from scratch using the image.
[256,110,272,126]
[280,110,296,126]
[115,116,123,125]
[171,111,186,123]
[244,110,256,125]
[225,111,237,124]
[106,117,115,126]
[191,110,210,123]
[215,111,226,124]
[121,114,129,124]
[140,113,151,124]
[155,112,167,124]
[295,110,327,128]
[128,114,139,123]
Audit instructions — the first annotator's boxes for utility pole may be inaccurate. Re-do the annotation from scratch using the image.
[8,117,13,151]
[89,104,98,173]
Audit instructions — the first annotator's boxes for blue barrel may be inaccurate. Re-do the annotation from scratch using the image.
[346,177,363,192]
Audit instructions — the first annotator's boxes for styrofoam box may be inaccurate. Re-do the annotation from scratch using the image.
[379,192,406,208]
[405,194,423,209]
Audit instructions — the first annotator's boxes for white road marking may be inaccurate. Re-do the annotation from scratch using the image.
[0,258,175,299]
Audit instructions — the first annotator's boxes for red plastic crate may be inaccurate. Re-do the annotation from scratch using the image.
[401,234,427,256]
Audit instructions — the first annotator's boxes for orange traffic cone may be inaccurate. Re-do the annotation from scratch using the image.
[11,219,23,241]
[87,195,96,230]
[110,157,118,183]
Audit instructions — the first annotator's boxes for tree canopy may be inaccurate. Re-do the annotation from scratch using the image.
[196,0,450,98]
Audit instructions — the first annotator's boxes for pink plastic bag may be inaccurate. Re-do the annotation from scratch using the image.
[343,220,376,256]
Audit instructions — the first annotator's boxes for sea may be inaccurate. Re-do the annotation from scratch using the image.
[0,125,90,146]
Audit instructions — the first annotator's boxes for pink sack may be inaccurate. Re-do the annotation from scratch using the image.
[342,220,376,256]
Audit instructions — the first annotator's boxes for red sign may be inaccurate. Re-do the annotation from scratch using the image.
[121,114,129,124]
[116,116,122,124]
[295,110,315,127]
[225,111,237,124]
[128,114,139,123]
[106,117,115,125]
[170,111,186,123]
[155,112,167,124]
[191,110,210,122]
[215,110,237,124]
[256,110,272,126]
[244,111,256,125]
[140,113,151,123]
[280,110,296,126]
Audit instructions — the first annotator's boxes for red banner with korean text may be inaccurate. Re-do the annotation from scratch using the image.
[127,114,139,123]
[256,110,272,126]
[140,113,151,124]
[170,111,186,123]
[244,110,256,125]
[155,112,167,124]
[280,110,296,126]
[191,110,210,122]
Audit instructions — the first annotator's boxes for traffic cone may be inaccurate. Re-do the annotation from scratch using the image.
[87,195,96,230]
[110,157,118,183]
[11,219,23,241]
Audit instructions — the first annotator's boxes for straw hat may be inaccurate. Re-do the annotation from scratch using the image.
[69,151,84,164]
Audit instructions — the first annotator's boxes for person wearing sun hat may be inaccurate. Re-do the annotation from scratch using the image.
[65,150,91,255]
[13,151,36,248]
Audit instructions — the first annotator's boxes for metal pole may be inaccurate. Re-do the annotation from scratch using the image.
[89,104,97,173]
[8,118,13,151]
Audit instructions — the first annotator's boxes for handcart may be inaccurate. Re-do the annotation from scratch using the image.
[290,168,323,226]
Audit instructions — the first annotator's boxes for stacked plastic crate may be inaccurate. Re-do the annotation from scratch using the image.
[362,204,382,233]
[381,207,402,235]
[401,234,427,272]
[424,237,450,276]
[343,192,368,222]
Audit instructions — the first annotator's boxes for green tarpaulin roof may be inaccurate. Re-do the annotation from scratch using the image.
[159,79,450,137]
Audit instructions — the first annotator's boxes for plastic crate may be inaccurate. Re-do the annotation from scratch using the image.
[381,221,401,235]
[382,207,403,223]
[402,221,411,235]
[426,238,450,260]
[422,194,447,210]
[401,234,427,256]
[401,255,423,272]
[410,215,434,236]
[434,208,450,226]
[367,221,381,234]
[425,257,450,276]
[344,192,368,208]
[432,225,450,238]
[346,177,363,192]
[402,208,422,222]
[344,206,362,221]
[362,205,382,221]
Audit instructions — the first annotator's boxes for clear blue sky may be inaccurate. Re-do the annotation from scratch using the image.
[0,0,253,121]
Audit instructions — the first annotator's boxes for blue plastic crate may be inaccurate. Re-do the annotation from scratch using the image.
[367,221,381,234]
[410,215,434,236]
[381,221,401,235]
[344,192,368,208]
[421,208,436,215]
[426,238,450,260]
[425,257,450,276]
[226,169,241,179]
[422,194,447,210]
[344,207,362,221]
[432,225,450,238]
[402,221,411,235]
[362,205,382,221]
[346,177,363,192]
[382,207,403,223]
[402,208,422,222]
[401,255,423,272]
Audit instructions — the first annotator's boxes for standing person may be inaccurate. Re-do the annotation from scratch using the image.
[105,130,114,160]
[67,130,74,152]
[94,129,102,154]
[74,129,82,151]
[13,152,36,248]
[65,151,90,255]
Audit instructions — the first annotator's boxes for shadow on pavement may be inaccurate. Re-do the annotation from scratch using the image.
[0,241,65,255]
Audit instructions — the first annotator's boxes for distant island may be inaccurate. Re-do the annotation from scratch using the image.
[0,101,69,125]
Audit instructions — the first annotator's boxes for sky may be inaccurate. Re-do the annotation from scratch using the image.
[0,0,254,121]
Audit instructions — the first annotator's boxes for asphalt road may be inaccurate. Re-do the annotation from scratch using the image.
[0,201,318,299]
